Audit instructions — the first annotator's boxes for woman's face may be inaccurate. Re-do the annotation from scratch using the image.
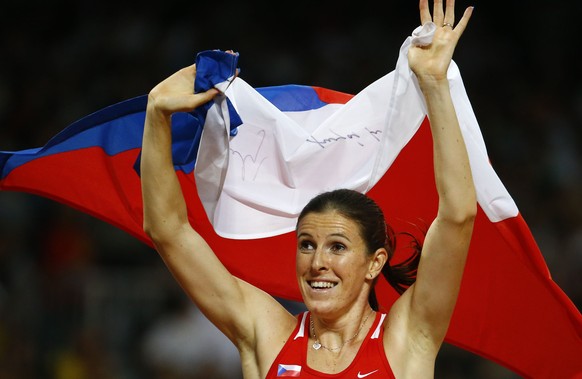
[296,210,372,317]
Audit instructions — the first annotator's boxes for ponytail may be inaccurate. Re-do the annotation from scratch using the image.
[368,228,423,311]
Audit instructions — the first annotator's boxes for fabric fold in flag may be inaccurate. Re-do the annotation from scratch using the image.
[1,28,581,378]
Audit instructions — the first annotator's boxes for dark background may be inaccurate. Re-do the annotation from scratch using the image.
[0,1,580,378]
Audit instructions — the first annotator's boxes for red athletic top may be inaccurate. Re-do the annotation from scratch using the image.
[265,311,395,378]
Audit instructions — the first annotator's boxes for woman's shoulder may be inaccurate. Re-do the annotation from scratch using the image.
[239,299,300,379]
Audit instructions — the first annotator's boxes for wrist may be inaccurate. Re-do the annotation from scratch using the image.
[146,98,172,126]
[416,74,449,91]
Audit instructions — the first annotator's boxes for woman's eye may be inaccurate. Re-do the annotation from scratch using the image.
[330,243,346,252]
[299,241,315,251]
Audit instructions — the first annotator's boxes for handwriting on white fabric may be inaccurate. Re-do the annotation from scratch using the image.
[306,128,382,149]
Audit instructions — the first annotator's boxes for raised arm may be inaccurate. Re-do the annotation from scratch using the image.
[387,0,477,367]
[140,63,294,359]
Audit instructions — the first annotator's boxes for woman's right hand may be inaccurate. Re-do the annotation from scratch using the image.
[147,63,220,116]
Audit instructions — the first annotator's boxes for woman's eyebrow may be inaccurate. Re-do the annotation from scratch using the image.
[329,232,351,242]
[296,231,351,242]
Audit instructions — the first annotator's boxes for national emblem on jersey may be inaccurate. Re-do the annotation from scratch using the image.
[277,364,302,377]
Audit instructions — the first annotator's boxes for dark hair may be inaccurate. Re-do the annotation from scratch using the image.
[297,188,422,311]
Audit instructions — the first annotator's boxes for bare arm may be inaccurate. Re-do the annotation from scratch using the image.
[140,64,294,355]
[388,0,477,364]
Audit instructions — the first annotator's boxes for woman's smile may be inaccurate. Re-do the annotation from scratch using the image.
[296,210,371,313]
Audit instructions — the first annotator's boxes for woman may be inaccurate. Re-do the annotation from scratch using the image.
[140,0,476,377]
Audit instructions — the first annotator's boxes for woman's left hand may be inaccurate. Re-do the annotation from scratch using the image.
[408,0,473,84]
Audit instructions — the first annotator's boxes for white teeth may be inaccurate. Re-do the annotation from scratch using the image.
[310,281,336,289]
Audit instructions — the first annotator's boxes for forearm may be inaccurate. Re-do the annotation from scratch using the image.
[420,78,476,221]
[408,78,477,341]
[141,100,189,241]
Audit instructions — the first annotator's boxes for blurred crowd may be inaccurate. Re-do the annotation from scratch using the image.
[0,0,580,378]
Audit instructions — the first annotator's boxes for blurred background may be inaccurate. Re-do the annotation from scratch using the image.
[0,0,580,378]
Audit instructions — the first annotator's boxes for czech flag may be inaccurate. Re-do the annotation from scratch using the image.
[1,26,581,378]
[277,364,302,377]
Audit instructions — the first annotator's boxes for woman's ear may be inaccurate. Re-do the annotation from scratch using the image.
[368,247,388,279]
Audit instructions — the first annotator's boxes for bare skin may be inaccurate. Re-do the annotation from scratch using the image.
[140,0,476,378]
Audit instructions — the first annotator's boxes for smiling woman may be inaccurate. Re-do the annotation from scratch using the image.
[140,0,476,377]
[1,0,580,376]
[296,206,380,325]
[296,188,422,309]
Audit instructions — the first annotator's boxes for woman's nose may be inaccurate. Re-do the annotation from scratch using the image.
[311,248,329,272]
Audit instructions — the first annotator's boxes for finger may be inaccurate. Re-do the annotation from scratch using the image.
[182,63,197,73]
[207,88,220,97]
[444,0,456,26]
[433,0,445,25]
[198,88,220,101]
[419,0,432,25]
[453,6,474,36]
[183,89,220,111]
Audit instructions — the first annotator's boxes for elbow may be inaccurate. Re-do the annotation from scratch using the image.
[143,220,161,245]
[143,220,156,241]
[142,205,189,247]
[439,199,477,227]
[459,206,477,228]
[143,217,175,246]
[459,199,477,223]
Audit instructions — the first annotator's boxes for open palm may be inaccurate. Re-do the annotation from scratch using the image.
[408,0,473,82]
